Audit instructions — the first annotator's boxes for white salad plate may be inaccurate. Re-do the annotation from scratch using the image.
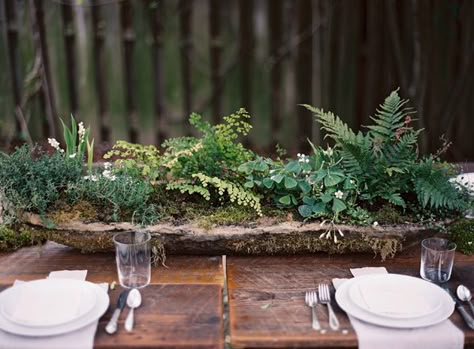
[0,278,109,336]
[336,274,455,328]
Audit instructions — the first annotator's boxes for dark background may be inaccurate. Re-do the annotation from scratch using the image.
[0,0,472,160]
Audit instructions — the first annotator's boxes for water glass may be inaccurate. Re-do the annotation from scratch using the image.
[420,237,456,283]
[113,231,151,289]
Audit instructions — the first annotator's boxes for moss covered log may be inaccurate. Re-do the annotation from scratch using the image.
[19,213,442,260]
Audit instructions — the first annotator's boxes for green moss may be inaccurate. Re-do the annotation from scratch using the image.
[372,206,404,224]
[450,219,474,255]
[231,232,401,261]
[48,201,99,224]
[0,225,38,251]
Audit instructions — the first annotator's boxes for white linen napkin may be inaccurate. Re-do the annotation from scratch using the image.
[0,270,108,349]
[333,267,464,349]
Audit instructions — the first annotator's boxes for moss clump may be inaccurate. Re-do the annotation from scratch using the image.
[450,219,474,255]
[48,201,99,224]
[0,225,38,251]
[231,232,401,261]
[372,206,405,224]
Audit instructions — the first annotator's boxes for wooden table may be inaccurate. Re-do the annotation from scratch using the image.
[1,242,474,348]
[227,248,474,348]
[0,242,225,349]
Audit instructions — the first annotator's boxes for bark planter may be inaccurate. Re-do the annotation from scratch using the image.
[20,213,443,261]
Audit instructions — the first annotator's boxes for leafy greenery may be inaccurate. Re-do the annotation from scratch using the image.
[302,89,469,214]
[0,146,83,223]
[451,219,474,255]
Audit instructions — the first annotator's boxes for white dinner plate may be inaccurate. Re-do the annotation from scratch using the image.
[0,280,109,337]
[1,279,97,327]
[348,274,442,319]
[336,274,455,328]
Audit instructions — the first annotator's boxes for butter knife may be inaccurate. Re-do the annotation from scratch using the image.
[105,290,129,334]
[444,287,474,330]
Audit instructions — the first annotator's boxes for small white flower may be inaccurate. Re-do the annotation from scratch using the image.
[297,153,301,157]
[335,190,344,199]
[103,162,112,170]
[305,158,309,163]
[48,138,64,153]
[102,170,116,181]
[350,179,355,185]
[373,221,379,227]
[78,122,86,143]
[84,175,98,182]
[69,153,76,159]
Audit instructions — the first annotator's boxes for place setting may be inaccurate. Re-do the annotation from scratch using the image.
[301,237,474,348]
[0,230,151,348]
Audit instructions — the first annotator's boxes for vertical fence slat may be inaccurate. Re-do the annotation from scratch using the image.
[149,0,166,145]
[60,3,78,116]
[120,0,139,143]
[209,0,222,124]
[268,0,283,147]
[29,0,57,139]
[4,0,21,136]
[238,0,253,147]
[179,0,193,131]
[295,0,313,152]
[91,1,110,143]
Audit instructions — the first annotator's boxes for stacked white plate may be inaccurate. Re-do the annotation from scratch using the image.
[0,278,109,336]
[335,274,455,328]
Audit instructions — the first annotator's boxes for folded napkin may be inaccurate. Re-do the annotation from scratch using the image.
[0,270,108,349]
[356,280,432,317]
[333,267,464,349]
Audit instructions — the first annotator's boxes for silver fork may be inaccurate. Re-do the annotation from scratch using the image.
[305,291,321,330]
[318,283,340,330]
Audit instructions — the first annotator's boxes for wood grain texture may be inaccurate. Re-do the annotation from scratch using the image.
[227,246,474,348]
[0,242,224,286]
[0,242,224,348]
[95,284,223,349]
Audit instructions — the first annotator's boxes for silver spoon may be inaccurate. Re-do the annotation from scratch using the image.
[456,285,474,315]
[124,289,142,332]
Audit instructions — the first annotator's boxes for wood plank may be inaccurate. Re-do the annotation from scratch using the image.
[0,242,224,286]
[91,0,110,143]
[95,284,223,349]
[119,0,139,143]
[227,247,474,348]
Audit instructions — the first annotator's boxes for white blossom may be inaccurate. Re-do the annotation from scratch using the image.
[84,175,98,182]
[102,170,116,181]
[48,138,64,153]
[323,147,333,157]
[103,162,112,170]
[335,190,344,199]
[78,122,86,143]
[69,153,76,159]
[350,179,355,185]
[373,221,379,227]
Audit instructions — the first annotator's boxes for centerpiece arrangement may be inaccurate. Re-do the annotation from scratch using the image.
[0,90,472,261]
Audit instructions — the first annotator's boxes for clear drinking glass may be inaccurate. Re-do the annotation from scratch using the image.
[113,231,151,289]
[420,237,456,283]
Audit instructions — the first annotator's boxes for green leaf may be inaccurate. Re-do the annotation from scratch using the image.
[298,205,313,217]
[301,162,312,172]
[290,194,298,205]
[324,174,344,187]
[244,181,254,188]
[263,178,273,188]
[272,174,284,184]
[284,176,298,189]
[279,195,291,205]
[238,163,251,174]
[312,202,327,214]
[285,161,301,174]
[255,162,269,172]
[298,180,311,193]
[302,196,315,205]
[313,170,327,183]
[321,192,333,203]
[332,198,347,213]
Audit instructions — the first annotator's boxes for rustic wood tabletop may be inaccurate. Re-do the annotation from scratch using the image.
[1,241,474,348]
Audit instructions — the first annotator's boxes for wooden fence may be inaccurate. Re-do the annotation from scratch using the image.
[0,0,473,160]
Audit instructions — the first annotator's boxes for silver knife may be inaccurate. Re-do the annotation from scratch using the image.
[444,287,474,330]
[105,290,129,334]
